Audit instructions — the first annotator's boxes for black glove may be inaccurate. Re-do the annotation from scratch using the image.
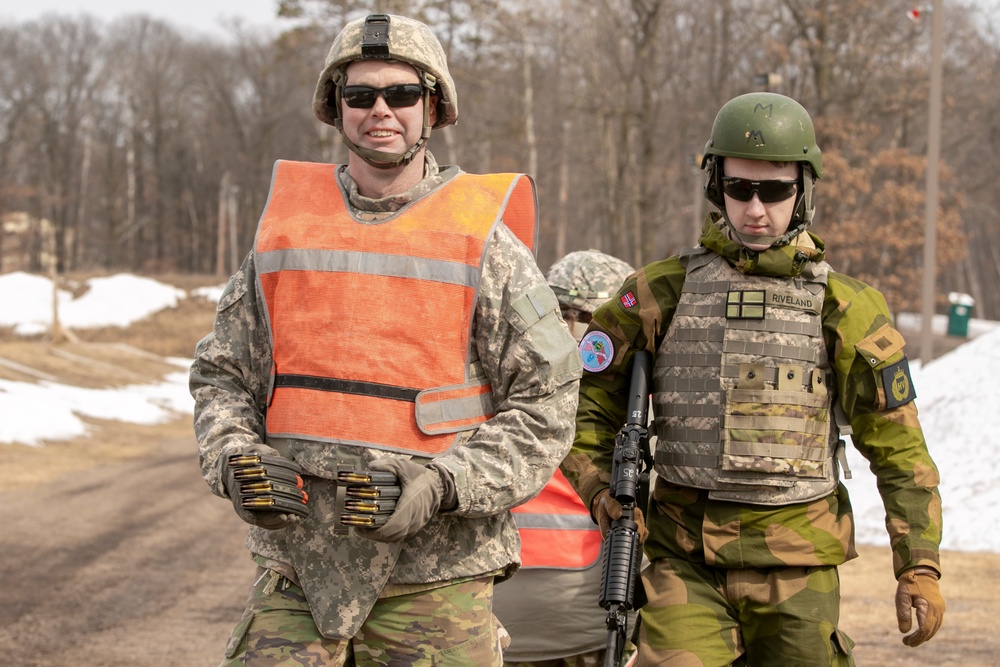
[221,449,308,530]
[354,458,457,543]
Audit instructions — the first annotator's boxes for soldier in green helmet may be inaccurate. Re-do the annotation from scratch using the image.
[191,13,581,666]
[561,92,945,665]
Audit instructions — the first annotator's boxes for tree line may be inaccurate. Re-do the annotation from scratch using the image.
[1,0,998,321]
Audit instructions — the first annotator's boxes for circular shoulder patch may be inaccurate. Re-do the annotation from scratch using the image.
[579,331,614,373]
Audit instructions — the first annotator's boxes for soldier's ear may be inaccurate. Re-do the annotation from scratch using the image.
[428,93,439,127]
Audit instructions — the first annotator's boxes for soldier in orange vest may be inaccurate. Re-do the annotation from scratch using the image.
[190,14,582,667]
[494,250,635,667]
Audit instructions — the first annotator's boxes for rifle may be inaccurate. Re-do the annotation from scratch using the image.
[599,350,652,667]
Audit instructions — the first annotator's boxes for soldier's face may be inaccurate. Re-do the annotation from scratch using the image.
[722,157,799,251]
[342,60,437,157]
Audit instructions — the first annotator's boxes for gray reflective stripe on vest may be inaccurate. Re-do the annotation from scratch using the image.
[513,512,597,531]
[257,248,480,287]
[415,382,495,435]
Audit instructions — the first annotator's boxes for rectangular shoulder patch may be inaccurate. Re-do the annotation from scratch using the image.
[509,283,559,334]
[856,323,906,367]
[882,357,917,408]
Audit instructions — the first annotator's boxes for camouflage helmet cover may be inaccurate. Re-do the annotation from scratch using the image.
[313,14,458,130]
[546,250,636,314]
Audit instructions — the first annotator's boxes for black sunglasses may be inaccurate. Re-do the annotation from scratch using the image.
[721,176,798,203]
[341,84,424,109]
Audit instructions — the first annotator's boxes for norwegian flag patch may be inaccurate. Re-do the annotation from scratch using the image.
[620,292,637,308]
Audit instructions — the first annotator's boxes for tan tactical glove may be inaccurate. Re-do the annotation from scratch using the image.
[355,457,458,543]
[895,566,945,647]
[591,488,648,544]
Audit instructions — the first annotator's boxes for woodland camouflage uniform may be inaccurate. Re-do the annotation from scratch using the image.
[564,216,943,665]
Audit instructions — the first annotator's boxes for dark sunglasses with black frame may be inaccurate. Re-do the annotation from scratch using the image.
[721,176,798,203]
[341,84,424,109]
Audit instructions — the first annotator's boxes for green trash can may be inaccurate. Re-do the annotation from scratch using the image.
[946,292,975,338]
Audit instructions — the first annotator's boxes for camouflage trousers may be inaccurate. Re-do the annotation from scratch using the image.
[220,567,503,666]
[635,558,855,667]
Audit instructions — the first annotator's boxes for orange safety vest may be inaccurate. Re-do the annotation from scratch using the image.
[255,160,537,457]
[511,469,603,569]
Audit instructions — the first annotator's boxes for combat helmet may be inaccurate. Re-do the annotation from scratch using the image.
[312,14,457,169]
[701,92,822,247]
[547,250,635,340]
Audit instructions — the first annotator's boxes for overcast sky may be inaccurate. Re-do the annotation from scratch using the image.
[0,0,285,40]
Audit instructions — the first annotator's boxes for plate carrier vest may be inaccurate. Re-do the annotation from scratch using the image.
[652,250,841,505]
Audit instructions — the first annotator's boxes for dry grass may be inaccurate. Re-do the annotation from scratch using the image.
[0,415,194,490]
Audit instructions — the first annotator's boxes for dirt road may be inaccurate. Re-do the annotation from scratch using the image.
[0,423,255,667]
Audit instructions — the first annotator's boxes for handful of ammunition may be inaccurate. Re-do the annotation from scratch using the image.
[337,469,400,527]
[229,454,309,518]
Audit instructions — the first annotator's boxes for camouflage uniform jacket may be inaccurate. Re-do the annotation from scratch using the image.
[562,215,942,579]
[190,154,582,639]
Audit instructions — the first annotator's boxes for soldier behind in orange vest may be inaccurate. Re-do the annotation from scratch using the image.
[493,250,635,667]
[190,13,583,667]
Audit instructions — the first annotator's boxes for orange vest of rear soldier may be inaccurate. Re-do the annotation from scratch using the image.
[254,160,537,457]
[511,469,602,569]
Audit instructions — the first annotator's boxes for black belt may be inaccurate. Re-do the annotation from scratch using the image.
[274,374,420,402]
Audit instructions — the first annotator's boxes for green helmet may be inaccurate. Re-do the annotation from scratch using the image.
[547,250,635,314]
[702,92,822,244]
[312,14,457,168]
